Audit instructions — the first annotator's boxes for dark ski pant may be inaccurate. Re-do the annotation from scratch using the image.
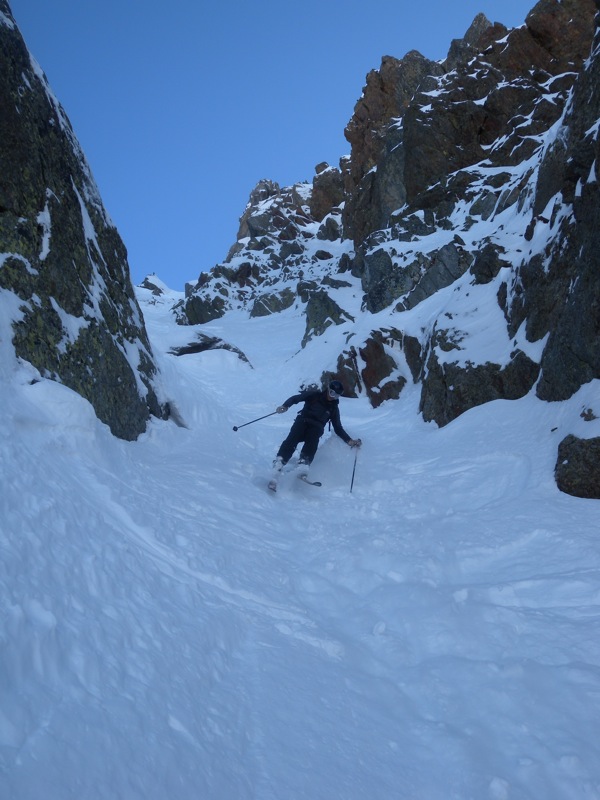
[277,416,322,465]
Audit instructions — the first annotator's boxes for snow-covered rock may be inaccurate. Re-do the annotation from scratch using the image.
[0,1,167,439]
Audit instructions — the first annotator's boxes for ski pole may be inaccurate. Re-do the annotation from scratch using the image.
[232,411,278,432]
[350,446,359,493]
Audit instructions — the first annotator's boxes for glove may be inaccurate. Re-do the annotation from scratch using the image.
[276,406,288,414]
[348,438,362,448]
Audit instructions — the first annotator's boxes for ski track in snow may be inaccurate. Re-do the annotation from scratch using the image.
[1,295,600,799]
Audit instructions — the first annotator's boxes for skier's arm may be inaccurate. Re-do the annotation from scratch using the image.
[276,393,305,413]
[331,407,352,444]
[331,405,362,447]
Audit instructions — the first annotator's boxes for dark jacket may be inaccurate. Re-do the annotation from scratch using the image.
[283,389,351,442]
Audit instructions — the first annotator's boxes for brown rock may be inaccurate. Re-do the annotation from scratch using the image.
[343,51,443,242]
[310,165,344,223]
[359,333,406,408]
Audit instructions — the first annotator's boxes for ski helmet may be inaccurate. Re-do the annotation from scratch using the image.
[328,380,344,397]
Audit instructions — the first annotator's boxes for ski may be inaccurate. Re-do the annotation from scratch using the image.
[267,461,321,491]
[299,474,322,487]
[268,474,321,491]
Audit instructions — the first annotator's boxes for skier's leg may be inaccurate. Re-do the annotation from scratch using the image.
[298,427,321,474]
[276,417,305,465]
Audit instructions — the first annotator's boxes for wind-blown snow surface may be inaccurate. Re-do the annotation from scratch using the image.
[2,282,600,800]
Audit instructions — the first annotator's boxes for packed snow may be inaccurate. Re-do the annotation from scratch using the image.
[1,280,600,800]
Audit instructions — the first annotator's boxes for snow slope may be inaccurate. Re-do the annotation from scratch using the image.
[1,282,600,800]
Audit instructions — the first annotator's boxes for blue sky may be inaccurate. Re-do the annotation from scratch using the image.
[10,0,536,290]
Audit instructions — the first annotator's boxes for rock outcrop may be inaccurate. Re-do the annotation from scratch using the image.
[0,2,166,439]
[555,435,600,499]
[174,176,355,340]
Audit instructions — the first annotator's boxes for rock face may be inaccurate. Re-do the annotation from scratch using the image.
[349,0,596,317]
[342,51,443,244]
[528,10,600,403]
[0,2,166,439]
[175,0,599,497]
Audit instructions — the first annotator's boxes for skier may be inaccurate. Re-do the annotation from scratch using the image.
[269,380,361,489]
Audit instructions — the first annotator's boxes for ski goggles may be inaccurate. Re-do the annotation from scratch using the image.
[328,388,340,399]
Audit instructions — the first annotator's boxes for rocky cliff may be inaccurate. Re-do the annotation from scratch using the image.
[0,1,166,439]
[174,0,599,497]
